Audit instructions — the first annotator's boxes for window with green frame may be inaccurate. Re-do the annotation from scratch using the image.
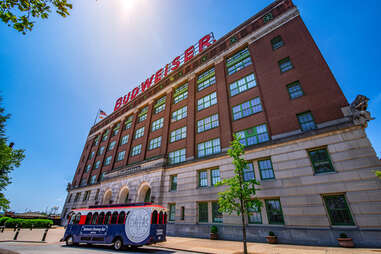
[151,118,164,132]
[197,114,219,133]
[248,204,262,224]
[173,83,188,104]
[197,92,217,111]
[243,163,255,181]
[170,175,177,191]
[112,123,120,136]
[323,195,354,226]
[134,126,144,139]
[144,188,151,202]
[171,106,187,122]
[226,47,252,75]
[169,204,176,221]
[232,97,262,120]
[212,202,223,223]
[229,73,256,96]
[138,106,148,122]
[197,68,216,91]
[124,116,133,129]
[265,199,284,224]
[102,129,109,141]
[197,138,221,157]
[199,170,208,187]
[297,111,316,132]
[287,81,304,99]
[170,126,187,143]
[258,158,275,180]
[198,202,208,223]
[131,144,142,156]
[279,57,293,73]
[148,136,162,150]
[236,124,269,147]
[263,12,273,23]
[271,35,284,50]
[168,148,186,164]
[211,168,221,186]
[308,147,335,174]
[154,96,166,114]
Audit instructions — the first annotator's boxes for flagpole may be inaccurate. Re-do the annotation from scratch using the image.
[93,109,100,126]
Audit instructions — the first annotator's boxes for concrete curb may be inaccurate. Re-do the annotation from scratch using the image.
[0,240,46,244]
[154,244,215,254]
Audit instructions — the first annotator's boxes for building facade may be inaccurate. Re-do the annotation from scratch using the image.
[61,0,381,247]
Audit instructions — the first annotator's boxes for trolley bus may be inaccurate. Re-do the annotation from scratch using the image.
[62,203,167,250]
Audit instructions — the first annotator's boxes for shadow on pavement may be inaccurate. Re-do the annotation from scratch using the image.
[61,244,178,253]
[0,248,20,254]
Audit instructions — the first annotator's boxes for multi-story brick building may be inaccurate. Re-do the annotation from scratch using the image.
[62,0,381,247]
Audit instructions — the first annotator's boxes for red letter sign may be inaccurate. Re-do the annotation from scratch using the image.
[141,74,155,92]
[199,34,212,53]
[154,68,163,84]
[184,46,194,63]
[171,56,180,71]
[130,87,140,100]
[114,97,123,111]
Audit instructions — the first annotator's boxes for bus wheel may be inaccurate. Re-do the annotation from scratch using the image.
[113,238,123,250]
[66,236,74,246]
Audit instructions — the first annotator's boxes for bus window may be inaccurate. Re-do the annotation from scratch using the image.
[85,213,92,225]
[111,212,118,224]
[104,212,111,224]
[164,212,167,224]
[159,211,163,224]
[117,211,126,224]
[98,212,105,225]
[151,210,158,224]
[74,213,81,224]
[91,212,99,224]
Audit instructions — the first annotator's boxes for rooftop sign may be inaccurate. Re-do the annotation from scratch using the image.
[113,33,216,112]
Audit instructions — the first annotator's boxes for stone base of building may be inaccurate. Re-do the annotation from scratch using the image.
[167,223,381,248]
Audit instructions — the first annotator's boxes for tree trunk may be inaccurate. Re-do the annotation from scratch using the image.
[240,196,247,254]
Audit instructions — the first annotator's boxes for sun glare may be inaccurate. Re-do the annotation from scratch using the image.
[119,0,136,13]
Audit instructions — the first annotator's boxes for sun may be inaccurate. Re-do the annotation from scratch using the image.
[118,0,136,13]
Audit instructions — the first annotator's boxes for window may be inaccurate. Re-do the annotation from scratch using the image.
[98,146,105,155]
[91,212,98,224]
[243,163,255,181]
[80,179,87,187]
[138,106,148,122]
[85,164,91,172]
[248,204,262,224]
[168,148,186,164]
[102,130,109,141]
[94,189,100,201]
[170,126,187,143]
[170,175,177,191]
[151,118,164,132]
[197,68,216,91]
[120,135,129,145]
[149,136,162,150]
[85,213,92,224]
[287,81,304,99]
[83,190,91,201]
[265,199,284,224]
[297,111,316,131]
[308,147,335,174]
[118,211,126,224]
[258,158,275,180]
[117,151,126,161]
[232,97,262,120]
[197,114,219,133]
[211,168,221,186]
[169,204,176,221]
[226,47,252,75]
[108,141,116,151]
[124,116,133,129]
[181,207,185,220]
[74,192,81,202]
[89,151,95,159]
[279,57,293,73]
[67,194,72,203]
[104,212,111,224]
[198,170,208,187]
[135,127,145,139]
[99,172,105,182]
[98,212,105,225]
[271,35,284,50]
[263,12,273,23]
[112,123,120,136]
[212,202,223,223]
[104,156,112,165]
[229,73,256,96]
[111,212,118,224]
[93,136,99,146]
[154,96,166,114]
[172,106,187,122]
[144,188,151,202]
[323,195,354,226]
[198,138,221,157]
[197,92,217,111]
[131,144,142,156]
[236,124,269,147]
[198,202,208,223]
[95,160,101,169]
[173,83,188,104]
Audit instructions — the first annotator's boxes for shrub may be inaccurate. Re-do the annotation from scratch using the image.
[0,217,11,226]
[339,233,348,238]
[269,231,276,236]
[4,218,53,228]
[210,225,218,234]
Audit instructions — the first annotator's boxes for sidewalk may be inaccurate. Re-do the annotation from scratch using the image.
[154,236,381,254]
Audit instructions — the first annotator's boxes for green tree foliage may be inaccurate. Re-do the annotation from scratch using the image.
[216,134,262,254]
[0,97,25,211]
[0,0,72,34]
[376,170,381,179]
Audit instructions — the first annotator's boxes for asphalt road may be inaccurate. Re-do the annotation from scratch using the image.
[0,242,196,254]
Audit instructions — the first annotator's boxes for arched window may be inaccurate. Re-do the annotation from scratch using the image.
[159,211,163,224]
[85,213,92,224]
[151,211,158,225]
[104,212,111,224]
[164,212,167,224]
[98,212,105,225]
[111,211,118,224]
[144,188,151,202]
[91,212,99,224]
[117,211,126,224]
[74,213,81,224]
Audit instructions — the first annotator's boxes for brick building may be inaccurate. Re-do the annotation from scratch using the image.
[61,0,381,247]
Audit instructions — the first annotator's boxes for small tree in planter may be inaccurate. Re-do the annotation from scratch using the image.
[337,233,354,248]
[216,134,262,254]
[210,225,218,240]
[265,231,277,244]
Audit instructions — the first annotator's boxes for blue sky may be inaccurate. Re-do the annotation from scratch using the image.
[1,0,380,213]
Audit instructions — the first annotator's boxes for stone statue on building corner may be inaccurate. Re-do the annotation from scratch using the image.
[350,95,375,127]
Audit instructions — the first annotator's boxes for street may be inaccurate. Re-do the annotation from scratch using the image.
[0,242,195,254]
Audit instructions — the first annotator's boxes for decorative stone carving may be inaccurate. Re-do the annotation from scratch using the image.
[350,95,375,127]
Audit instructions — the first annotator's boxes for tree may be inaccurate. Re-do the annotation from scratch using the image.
[0,0,72,34]
[216,134,262,254]
[376,170,381,179]
[0,97,25,211]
